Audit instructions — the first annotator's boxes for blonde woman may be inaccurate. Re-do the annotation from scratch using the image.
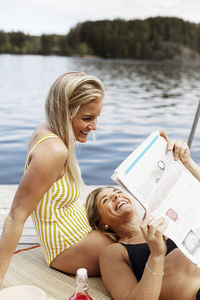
[0,72,112,285]
[85,139,200,300]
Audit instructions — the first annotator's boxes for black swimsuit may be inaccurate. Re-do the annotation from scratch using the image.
[120,240,200,299]
[120,238,177,281]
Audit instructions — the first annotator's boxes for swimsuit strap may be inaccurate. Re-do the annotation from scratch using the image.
[24,134,59,170]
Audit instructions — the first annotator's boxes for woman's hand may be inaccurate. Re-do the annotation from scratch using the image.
[140,216,167,257]
[160,131,190,166]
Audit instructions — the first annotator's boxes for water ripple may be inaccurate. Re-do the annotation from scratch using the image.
[0,54,200,184]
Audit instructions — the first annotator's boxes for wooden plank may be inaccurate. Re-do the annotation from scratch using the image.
[0,185,39,246]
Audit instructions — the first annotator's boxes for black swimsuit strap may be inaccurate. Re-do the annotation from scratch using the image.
[120,238,177,281]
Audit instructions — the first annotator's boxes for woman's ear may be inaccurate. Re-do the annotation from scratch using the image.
[102,224,109,230]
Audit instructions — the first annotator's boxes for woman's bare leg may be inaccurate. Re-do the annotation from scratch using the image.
[50,231,113,276]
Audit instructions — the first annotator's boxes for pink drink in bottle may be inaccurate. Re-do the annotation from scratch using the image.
[68,268,93,300]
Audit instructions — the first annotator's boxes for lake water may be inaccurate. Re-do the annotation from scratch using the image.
[0,54,200,185]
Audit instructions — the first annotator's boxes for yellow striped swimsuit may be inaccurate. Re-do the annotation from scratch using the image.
[25,134,92,265]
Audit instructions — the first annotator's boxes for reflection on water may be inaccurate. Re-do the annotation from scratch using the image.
[0,54,200,184]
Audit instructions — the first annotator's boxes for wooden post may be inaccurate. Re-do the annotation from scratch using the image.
[188,100,200,148]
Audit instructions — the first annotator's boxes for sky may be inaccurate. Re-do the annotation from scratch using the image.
[1,0,200,35]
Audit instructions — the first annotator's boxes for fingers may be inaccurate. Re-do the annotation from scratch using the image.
[140,216,168,256]
[140,215,154,233]
[154,221,168,237]
[167,138,190,163]
[140,216,167,237]
[170,140,182,160]
[167,138,176,152]
[160,131,168,142]
[148,217,167,238]
[160,131,190,163]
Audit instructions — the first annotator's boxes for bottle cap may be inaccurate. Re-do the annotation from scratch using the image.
[77,268,87,279]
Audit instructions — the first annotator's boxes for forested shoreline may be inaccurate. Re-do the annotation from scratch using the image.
[0,17,200,60]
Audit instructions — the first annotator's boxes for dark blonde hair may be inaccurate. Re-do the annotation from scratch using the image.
[85,186,119,241]
[45,72,104,188]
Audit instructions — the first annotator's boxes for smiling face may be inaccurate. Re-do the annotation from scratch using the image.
[72,99,103,143]
[96,187,134,229]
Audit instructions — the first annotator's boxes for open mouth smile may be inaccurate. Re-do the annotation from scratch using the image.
[115,200,128,210]
[80,130,89,135]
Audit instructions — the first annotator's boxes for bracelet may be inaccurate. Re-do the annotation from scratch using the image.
[145,263,164,276]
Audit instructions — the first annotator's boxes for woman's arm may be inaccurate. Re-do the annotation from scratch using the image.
[179,157,200,181]
[100,245,164,300]
[160,131,200,181]
[0,139,67,285]
[168,139,200,181]
[100,217,167,300]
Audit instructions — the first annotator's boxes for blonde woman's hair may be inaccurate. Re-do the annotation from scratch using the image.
[85,186,119,241]
[45,72,105,188]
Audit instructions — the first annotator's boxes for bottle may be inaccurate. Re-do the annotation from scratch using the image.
[68,268,93,300]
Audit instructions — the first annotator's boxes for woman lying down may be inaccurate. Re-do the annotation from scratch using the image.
[85,137,200,300]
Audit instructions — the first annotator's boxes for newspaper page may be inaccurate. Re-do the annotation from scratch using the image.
[111,130,200,266]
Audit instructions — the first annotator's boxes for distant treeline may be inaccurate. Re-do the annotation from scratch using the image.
[1,17,200,59]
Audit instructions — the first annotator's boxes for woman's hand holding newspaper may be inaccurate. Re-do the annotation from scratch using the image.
[160,131,190,165]
[160,130,200,182]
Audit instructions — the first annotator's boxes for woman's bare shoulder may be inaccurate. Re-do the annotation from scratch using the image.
[100,243,126,259]
[28,122,60,148]
[32,137,68,166]
[26,124,68,173]
[100,242,131,270]
[29,123,67,155]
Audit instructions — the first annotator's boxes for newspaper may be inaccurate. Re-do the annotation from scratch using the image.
[111,130,200,266]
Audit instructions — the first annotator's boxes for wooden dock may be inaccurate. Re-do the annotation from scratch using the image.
[0,185,113,299]
[0,185,39,249]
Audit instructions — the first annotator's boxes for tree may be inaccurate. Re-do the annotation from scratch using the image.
[8,31,26,53]
[0,30,7,53]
